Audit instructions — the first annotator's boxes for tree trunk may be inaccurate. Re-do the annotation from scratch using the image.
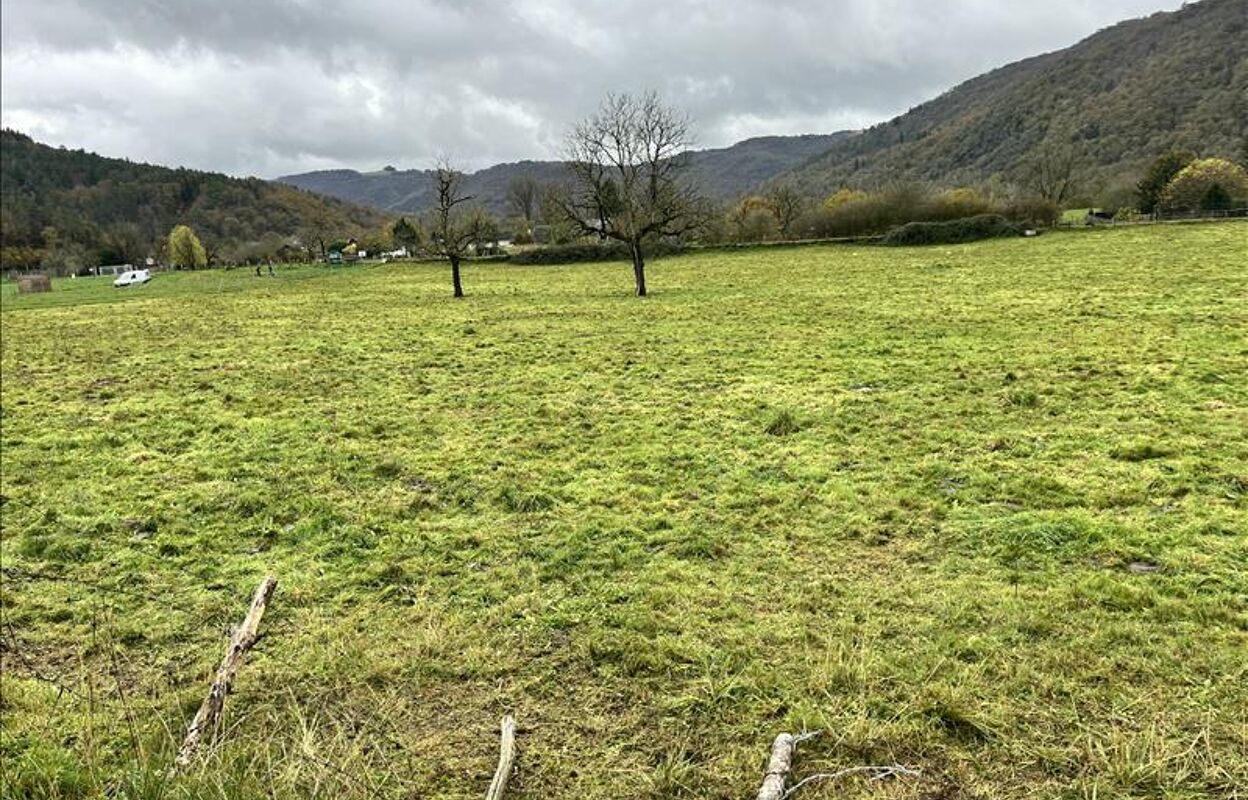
[630,241,647,297]
[451,254,464,298]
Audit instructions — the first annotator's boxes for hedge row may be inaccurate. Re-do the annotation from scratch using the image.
[508,241,687,265]
[881,214,1025,246]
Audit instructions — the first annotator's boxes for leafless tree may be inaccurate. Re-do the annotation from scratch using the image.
[766,183,805,239]
[427,158,486,298]
[1021,141,1080,206]
[558,91,706,296]
[506,176,540,228]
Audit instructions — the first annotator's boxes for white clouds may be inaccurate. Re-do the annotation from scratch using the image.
[0,0,1186,176]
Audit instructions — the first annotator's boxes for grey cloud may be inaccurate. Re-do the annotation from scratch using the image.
[1,0,1186,177]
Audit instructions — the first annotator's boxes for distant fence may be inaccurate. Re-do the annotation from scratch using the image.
[1059,208,1248,228]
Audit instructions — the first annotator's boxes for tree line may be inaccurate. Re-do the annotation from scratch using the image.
[6,93,1245,299]
[0,129,386,275]
[413,93,1247,298]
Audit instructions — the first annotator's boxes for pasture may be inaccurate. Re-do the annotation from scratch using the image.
[1,223,1246,799]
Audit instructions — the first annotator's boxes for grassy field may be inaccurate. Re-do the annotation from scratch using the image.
[1,223,1245,799]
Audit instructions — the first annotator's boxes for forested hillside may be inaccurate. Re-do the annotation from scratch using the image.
[277,134,850,215]
[783,0,1248,198]
[0,130,387,272]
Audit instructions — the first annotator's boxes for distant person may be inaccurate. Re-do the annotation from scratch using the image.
[268,264,275,277]
[255,265,261,277]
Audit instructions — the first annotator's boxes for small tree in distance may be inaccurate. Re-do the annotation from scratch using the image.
[1159,158,1248,212]
[559,91,706,296]
[1020,141,1080,206]
[1137,151,1194,214]
[426,159,486,298]
[168,224,207,270]
[391,216,421,254]
[766,183,805,238]
[506,176,540,232]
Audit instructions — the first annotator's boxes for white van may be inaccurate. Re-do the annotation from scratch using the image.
[113,269,152,288]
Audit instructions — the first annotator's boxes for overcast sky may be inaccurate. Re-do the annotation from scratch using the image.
[1,0,1187,178]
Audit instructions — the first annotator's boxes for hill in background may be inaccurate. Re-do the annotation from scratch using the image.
[276,134,851,216]
[781,0,1247,199]
[0,129,387,272]
[283,0,1247,213]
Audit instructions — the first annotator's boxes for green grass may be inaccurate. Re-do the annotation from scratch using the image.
[1062,208,1100,224]
[2,224,1246,799]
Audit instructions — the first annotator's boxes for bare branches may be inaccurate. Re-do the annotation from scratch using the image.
[562,91,705,295]
[431,160,478,250]
[173,575,277,771]
[756,729,918,800]
[1021,140,1081,205]
[427,157,490,297]
[782,765,921,799]
[506,177,540,225]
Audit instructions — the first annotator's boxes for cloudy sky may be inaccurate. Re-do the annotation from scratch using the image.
[1,0,1186,178]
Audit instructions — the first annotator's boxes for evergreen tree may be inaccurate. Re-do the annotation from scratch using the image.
[1137,151,1194,213]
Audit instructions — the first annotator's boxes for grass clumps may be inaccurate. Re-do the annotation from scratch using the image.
[2,223,1246,799]
[497,485,558,513]
[1111,442,1172,462]
[764,409,803,436]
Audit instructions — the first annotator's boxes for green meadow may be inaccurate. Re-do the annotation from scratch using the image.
[1,223,1245,799]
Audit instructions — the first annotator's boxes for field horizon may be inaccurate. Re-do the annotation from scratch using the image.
[2,224,1246,799]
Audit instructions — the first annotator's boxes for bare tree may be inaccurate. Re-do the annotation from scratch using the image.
[427,159,485,298]
[559,91,705,297]
[766,183,805,239]
[506,176,540,229]
[1021,141,1080,206]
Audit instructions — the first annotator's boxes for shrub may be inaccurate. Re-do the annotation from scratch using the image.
[1160,158,1248,212]
[926,188,992,221]
[508,241,686,265]
[1001,198,1061,228]
[1137,151,1195,213]
[882,214,1023,246]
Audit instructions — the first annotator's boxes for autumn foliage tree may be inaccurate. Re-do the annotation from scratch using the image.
[167,224,207,270]
[1159,158,1248,212]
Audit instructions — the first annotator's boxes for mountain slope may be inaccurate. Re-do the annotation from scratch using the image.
[783,0,1248,195]
[0,130,387,271]
[277,133,852,215]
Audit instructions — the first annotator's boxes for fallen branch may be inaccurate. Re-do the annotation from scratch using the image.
[172,575,278,770]
[757,731,818,800]
[485,714,517,800]
[782,764,921,799]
